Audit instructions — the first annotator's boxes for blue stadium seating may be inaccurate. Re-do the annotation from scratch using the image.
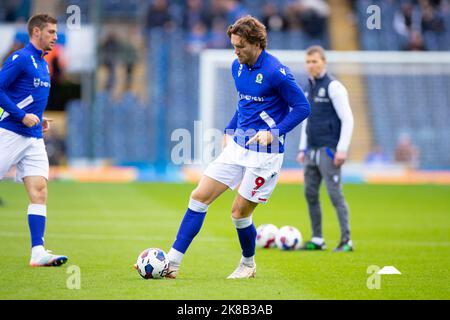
[65,1,450,170]
[367,74,450,169]
[356,1,450,169]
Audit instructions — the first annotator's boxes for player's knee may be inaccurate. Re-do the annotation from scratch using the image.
[29,184,47,204]
[190,188,211,205]
[330,193,345,208]
[231,204,251,219]
[231,207,245,219]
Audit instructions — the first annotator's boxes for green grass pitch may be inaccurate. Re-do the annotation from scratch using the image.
[0,182,449,300]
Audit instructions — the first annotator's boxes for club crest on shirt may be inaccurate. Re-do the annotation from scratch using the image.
[318,87,326,97]
[255,73,263,84]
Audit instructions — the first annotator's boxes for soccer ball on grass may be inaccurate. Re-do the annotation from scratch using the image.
[135,248,170,279]
[275,226,302,250]
[256,224,279,248]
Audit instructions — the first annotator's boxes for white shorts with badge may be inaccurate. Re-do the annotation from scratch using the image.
[0,128,49,182]
[204,139,284,204]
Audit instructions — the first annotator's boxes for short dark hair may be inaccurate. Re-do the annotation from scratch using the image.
[227,15,267,50]
[306,45,326,60]
[27,14,57,37]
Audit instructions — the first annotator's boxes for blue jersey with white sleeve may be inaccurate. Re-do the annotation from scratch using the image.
[225,50,310,153]
[0,42,51,138]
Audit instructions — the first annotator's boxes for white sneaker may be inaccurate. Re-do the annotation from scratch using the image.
[29,250,68,267]
[227,262,256,279]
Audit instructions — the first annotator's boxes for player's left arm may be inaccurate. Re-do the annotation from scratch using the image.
[271,68,310,137]
[297,119,308,164]
[328,80,354,167]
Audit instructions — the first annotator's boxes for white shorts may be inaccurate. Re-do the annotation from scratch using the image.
[204,139,284,204]
[0,128,49,183]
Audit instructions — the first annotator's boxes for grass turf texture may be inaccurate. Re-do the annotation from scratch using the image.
[0,182,449,300]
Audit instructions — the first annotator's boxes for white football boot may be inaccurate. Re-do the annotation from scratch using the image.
[227,262,256,279]
[30,249,68,267]
[164,262,179,279]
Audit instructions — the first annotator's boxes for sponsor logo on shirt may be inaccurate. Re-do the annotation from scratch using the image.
[34,78,50,88]
[313,97,330,103]
[238,92,265,102]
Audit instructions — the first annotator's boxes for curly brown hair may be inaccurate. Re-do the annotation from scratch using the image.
[227,15,267,50]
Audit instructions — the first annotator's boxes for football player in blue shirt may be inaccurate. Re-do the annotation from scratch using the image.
[0,14,68,267]
[163,16,310,279]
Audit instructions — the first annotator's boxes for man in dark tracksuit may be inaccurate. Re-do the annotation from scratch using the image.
[297,46,354,252]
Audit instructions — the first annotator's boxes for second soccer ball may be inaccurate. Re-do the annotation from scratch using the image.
[275,226,303,250]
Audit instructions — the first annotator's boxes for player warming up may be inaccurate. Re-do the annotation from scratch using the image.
[0,14,68,267]
[164,16,310,279]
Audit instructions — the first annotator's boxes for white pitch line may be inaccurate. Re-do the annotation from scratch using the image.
[1,231,448,246]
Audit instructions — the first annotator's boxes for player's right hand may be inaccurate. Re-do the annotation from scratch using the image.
[42,117,53,133]
[296,151,305,164]
[22,113,40,128]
